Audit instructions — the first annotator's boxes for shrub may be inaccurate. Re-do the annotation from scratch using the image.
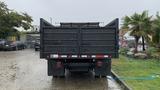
[127,40,135,48]
[152,53,160,59]
[119,47,129,55]
[146,47,157,56]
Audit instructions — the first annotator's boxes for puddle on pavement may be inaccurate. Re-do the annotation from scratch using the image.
[0,49,121,90]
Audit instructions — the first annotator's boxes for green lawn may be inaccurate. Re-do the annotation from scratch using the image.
[112,55,160,90]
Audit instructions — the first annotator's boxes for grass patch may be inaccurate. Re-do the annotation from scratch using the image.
[112,55,160,90]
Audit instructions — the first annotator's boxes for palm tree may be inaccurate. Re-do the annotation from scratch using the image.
[152,12,160,48]
[122,11,152,53]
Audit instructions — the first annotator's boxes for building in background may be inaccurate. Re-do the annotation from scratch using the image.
[32,25,40,32]
[119,29,148,51]
[18,25,40,48]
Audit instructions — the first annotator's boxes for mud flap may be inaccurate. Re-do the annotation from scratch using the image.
[94,59,111,77]
[48,60,65,77]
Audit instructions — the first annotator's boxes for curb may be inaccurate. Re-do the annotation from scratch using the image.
[111,70,132,90]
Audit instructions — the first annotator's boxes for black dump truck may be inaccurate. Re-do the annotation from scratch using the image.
[40,18,119,77]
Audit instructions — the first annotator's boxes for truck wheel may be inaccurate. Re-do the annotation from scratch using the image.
[59,76,65,78]
[53,76,58,78]
[95,75,106,78]
[13,47,17,51]
[16,47,18,51]
[95,75,100,78]
[48,60,65,77]
[94,59,111,77]
[101,76,107,78]
[53,75,65,78]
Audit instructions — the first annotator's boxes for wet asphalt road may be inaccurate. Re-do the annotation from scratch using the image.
[0,49,121,90]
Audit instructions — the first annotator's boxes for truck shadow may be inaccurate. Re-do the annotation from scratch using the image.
[50,71,108,90]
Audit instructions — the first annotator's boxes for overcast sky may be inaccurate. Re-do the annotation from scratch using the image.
[2,0,160,26]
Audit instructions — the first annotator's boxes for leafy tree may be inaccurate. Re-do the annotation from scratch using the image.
[122,11,152,53]
[0,1,33,39]
[152,12,160,48]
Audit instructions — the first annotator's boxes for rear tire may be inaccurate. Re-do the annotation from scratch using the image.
[13,47,17,51]
[48,60,65,77]
[101,75,107,78]
[95,75,100,78]
[16,47,18,51]
[53,75,65,78]
[53,76,58,78]
[94,59,111,77]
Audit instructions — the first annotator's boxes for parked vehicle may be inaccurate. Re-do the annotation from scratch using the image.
[0,39,6,51]
[34,39,40,51]
[15,41,26,50]
[40,18,119,77]
[3,41,26,51]
[3,41,17,51]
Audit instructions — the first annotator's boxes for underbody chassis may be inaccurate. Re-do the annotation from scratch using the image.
[47,58,111,77]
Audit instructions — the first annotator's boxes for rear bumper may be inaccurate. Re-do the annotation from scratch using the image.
[47,59,111,76]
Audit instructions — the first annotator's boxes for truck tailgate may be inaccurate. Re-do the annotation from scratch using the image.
[40,19,119,59]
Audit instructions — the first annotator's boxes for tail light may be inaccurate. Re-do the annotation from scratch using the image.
[92,55,109,58]
[96,61,103,67]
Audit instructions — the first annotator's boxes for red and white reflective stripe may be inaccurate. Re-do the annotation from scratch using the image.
[71,55,78,58]
[96,55,109,58]
[92,55,109,58]
[81,55,87,58]
[50,54,58,58]
[91,55,96,58]
[50,54,110,58]
[104,55,109,58]
[60,55,67,58]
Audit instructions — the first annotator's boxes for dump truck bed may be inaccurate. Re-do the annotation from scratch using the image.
[40,18,119,59]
